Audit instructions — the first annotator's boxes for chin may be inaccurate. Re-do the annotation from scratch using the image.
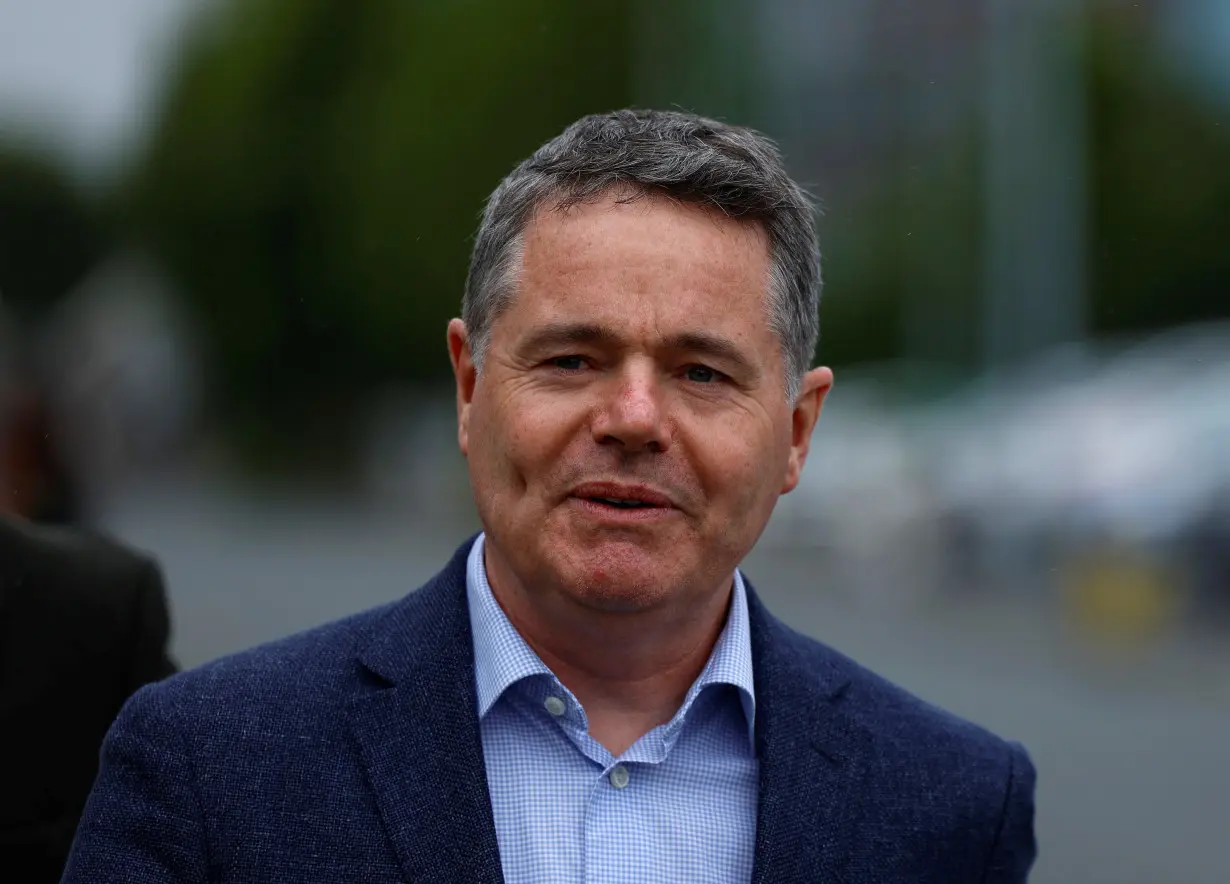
[553,545,684,612]
[568,578,669,614]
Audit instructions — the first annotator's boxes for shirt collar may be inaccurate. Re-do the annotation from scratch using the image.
[465,533,757,746]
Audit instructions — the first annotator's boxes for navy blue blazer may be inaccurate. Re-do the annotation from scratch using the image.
[63,538,1036,883]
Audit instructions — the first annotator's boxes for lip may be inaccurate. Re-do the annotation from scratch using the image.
[568,496,678,523]
[569,482,677,509]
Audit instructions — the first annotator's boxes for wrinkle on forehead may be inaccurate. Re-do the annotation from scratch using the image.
[519,194,773,326]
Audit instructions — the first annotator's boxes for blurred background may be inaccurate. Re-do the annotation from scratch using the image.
[1,0,1227,880]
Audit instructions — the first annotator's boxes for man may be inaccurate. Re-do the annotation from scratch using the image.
[64,110,1036,883]
[0,309,84,526]
[0,307,177,880]
[0,514,177,881]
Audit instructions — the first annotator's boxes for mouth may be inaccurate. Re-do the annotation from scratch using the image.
[569,482,676,513]
[586,498,657,509]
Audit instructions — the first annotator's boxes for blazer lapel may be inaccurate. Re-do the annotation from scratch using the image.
[747,586,867,884]
[345,539,504,884]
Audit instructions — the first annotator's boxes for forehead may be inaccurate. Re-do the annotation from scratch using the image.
[501,193,776,351]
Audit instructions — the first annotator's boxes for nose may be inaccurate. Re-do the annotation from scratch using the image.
[591,363,669,453]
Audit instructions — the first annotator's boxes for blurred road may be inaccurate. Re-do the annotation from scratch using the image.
[98,473,1230,884]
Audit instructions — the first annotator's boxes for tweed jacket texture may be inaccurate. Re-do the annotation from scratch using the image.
[63,537,1036,883]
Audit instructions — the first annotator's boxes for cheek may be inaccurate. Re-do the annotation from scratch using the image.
[695,427,788,515]
[474,393,581,486]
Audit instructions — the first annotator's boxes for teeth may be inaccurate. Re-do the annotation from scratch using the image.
[595,497,648,508]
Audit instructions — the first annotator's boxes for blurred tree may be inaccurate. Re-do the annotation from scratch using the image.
[631,0,765,129]
[0,144,106,320]
[817,127,985,380]
[815,1,1230,378]
[1087,11,1230,333]
[128,0,633,476]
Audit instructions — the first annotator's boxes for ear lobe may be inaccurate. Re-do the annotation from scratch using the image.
[781,366,833,495]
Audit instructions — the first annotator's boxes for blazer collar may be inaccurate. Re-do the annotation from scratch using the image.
[746,582,867,884]
[346,536,505,883]
[348,538,866,884]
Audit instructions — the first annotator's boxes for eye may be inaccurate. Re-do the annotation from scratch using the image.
[551,355,586,371]
[684,364,722,384]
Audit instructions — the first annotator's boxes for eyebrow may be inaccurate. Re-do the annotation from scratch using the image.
[666,330,758,378]
[518,322,621,355]
[517,321,759,379]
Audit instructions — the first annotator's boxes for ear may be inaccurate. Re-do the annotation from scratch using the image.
[447,318,476,456]
[781,366,833,494]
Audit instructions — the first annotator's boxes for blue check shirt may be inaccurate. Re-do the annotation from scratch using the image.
[466,534,759,883]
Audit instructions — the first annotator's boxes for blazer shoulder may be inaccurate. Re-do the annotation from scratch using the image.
[129,547,471,739]
[0,517,168,669]
[0,515,162,607]
[783,623,1024,765]
[781,623,1036,863]
[146,599,400,713]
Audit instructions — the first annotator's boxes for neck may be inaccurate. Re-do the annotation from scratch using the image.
[485,549,733,756]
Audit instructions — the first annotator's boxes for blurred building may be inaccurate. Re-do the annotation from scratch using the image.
[39,250,203,503]
[758,0,983,201]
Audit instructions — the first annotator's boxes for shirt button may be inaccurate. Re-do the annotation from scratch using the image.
[544,696,566,717]
[609,764,630,789]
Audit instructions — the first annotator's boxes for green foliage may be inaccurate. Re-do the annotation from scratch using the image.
[0,143,105,321]
[632,0,765,128]
[1087,16,1230,333]
[129,0,633,475]
[817,6,1230,376]
[125,0,1230,476]
[819,131,985,375]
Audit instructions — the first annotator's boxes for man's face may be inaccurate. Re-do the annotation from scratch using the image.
[449,192,831,616]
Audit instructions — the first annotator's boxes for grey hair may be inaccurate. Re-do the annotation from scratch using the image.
[462,109,821,400]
